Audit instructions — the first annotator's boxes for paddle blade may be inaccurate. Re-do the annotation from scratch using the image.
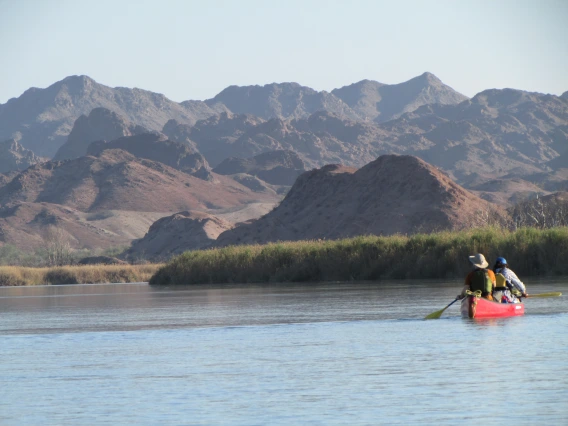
[528,292,562,298]
[424,307,447,320]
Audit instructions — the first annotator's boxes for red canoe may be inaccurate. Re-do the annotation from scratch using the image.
[460,296,525,319]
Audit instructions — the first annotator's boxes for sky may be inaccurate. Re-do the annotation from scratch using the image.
[0,0,567,104]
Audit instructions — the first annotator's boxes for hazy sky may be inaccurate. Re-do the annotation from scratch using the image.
[1,0,567,103]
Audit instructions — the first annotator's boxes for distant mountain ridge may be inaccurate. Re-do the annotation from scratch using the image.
[205,73,468,122]
[204,82,362,121]
[331,72,468,122]
[2,74,566,210]
[0,73,468,158]
[0,75,224,157]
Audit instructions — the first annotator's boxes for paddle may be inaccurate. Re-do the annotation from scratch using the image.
[522,292,562,298]
[424,297,460,320]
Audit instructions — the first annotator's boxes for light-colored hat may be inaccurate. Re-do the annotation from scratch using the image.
[469,253,489,269]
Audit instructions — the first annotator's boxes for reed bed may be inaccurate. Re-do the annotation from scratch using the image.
[0,264,163,286]
[150,227,568,285]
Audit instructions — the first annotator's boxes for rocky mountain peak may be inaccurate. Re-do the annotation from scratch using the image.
[0,138,46,173]
[53,107,148,160]
[332,72,467,123]
[416,71,442,84]
[0,75,218,157]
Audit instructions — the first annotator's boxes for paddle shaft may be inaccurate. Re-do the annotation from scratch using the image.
[445,297,460,309]
[522,292,562,298]
[424,297,461,319]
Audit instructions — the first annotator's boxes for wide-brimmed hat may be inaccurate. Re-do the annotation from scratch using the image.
[469,253,489,269]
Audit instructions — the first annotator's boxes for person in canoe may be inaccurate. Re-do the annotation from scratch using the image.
[492,257,528,303]
[459,253,496,301]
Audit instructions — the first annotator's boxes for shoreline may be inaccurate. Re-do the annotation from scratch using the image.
[0,264,162,286]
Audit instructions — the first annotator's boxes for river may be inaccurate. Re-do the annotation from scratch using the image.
[1,279,567,425]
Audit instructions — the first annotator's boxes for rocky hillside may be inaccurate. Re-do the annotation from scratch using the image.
[123,211,234,261]
[0,149,279,250]
[389,88,568,183]
[222,111,395,168]
[54,107,149,160]
[331,72,468,122]
[0,202,167,250]
[468,177,550,205]
[162,112,265,166]
[0,139,46,173]
[215,155,508,246]
[0,75,224,157]
[0,149,275,213]
[87,133,213,180]
[213,150,306,185]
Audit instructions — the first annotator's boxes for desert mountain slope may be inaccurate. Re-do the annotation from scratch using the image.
[163,112,266,166]
[382,89,568,182]
[204,82,361,121]
[123,211,234,261]
[54,107,149,160]
[0,75,221,157]
[87,133,213,180]
[213,150,307,185]
[230,111,396,168]
[0,139,46,173]
[216,155,508,246]
[0,202,168,250]
[332,72,468,122]
[547,149,568,171]
[468,178,549,206]
[0,149,278,213]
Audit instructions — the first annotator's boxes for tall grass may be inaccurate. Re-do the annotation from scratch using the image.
[150,227,568,285]
[0,264,162,286]
[0,244,129,267]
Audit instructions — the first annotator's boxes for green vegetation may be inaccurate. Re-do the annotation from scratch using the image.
[150,227,568,285]
[0,243,129,267]
[0,264,162,286]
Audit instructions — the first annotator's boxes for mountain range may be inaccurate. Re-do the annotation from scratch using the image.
[4,73,563,198]
[0,72,468,158]
[0,73,566,258]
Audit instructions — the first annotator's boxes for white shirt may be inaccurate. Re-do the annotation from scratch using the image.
[495,267,526,294]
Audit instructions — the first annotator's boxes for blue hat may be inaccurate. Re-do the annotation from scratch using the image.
[496,257,507,265]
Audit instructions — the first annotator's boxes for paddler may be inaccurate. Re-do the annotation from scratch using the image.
[492,257,528,303]
[458,253,496,301]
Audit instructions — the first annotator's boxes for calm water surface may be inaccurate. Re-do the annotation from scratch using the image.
[1,279,567,425]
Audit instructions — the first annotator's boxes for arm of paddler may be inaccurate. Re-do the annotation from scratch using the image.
[458,272,473,299]
[507,269,527,295]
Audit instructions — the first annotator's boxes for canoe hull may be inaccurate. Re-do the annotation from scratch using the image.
[460,296,524,319]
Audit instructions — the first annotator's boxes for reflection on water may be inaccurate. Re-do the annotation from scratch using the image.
[0,279,567,425]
